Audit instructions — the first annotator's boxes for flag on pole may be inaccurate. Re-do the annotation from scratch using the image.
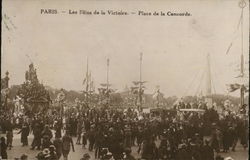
[88,72,91,80]
[226,83,241,92]
[100,83,111,87]
[132,81,146,85]
[140,53,143,61]
[226,42,233,55]
[132,81,140,86]
[90,81,94,91]
[83,78,86,85]
[107,58,110,66]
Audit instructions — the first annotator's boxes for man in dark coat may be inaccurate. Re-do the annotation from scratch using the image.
[31,123,42,150]
[222,126,231,153]
[201,140,214,160]
[62,131,75,160]
[53,136,63,159]
[18,122,30,146]
[87,127,95,151]
[54,120,62,138]
[141,138,157,160]
[0,137,8,159]
[176,144,190,160]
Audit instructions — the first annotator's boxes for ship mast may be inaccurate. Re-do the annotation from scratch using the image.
[239,0,246,108]
[205,53,213,108]
[139,53,143,109]
[86,57,89,106]
[107,58,110,107]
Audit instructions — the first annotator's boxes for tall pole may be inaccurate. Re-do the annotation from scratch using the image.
[239,0,246,108]
[86,57,89,106]
[139,53,143,108]
[107,58,110,106]
[206,53,212,95]
[205,53,212,108]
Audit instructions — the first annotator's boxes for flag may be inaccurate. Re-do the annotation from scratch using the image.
[133,90,138,95]
[100,83,111,87]
[88,72,91,80]
[86,83,89,91]
[132,81,140,86]
[130,86,139,92]
[140,53,143,61]
[83,78,86,85]
[90,81,94,91]
[107,58,110,66]
[226,83,241,92]
[132,81,146,86]
[226,42,233,55]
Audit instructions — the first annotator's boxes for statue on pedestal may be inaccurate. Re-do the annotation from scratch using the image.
[17,63,51,114]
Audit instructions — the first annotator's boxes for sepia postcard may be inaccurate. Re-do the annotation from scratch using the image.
[1,0,249,160]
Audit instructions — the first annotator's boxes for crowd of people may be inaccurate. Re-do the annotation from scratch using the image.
[0,102,248,160]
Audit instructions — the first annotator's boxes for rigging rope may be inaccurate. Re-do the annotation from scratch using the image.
[225,6,243,55]
[183,68,202,96]
[211,75,216,95]
[195,69,205,96]
[210,55,227,94]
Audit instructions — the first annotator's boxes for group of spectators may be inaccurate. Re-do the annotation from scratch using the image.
[0,102,248,160]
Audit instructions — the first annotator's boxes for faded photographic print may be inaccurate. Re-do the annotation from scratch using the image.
[1,0,249,160]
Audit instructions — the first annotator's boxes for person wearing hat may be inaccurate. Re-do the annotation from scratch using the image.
[20,154,28,160]
[42,125,53,140]
[62,131,75,160]
[42,135,53,149]
[18,120,30,146]
[31,123,42,150]
[211,127,220,153]
[81,126,87,149]
[53,135,63,159]
[6,126,13,150]
[87,127,95,151]
[76,120,83,145]
[54,120,62,138]
[141,137,157,160]
[41,125,53,149]
[201,140,214,160]
[0,137,8,159]
[102,151,114,160]
[49,145,58,160]
[36,151,45,160]
[194,133,202,147]
[80,153,91,160]
[37,148,50,160]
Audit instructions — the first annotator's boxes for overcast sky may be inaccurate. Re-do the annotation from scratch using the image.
[2,0,249,97]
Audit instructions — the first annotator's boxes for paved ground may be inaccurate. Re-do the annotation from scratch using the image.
[1,130,248,160]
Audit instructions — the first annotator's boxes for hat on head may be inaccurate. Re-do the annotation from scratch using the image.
[20,154,28,160]
[83,153,90,158]
[42,148,50,155]
[49,145,56,151]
